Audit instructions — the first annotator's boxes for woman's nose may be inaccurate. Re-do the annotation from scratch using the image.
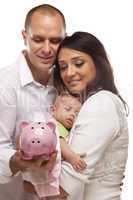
[67,65,76,77]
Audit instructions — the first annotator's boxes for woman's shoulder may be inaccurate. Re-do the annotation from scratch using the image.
[87,90,122,105]
[83,90,124,113]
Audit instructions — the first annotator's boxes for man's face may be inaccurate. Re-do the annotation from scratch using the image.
[22,12,66,76]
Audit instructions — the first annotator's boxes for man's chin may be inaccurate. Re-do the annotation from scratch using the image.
[39,57,55,65]
[39,62,54,70]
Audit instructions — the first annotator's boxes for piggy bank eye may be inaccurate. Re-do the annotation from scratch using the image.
[31,127,34,129]
[38,122,41,124]
[41,127,44,129]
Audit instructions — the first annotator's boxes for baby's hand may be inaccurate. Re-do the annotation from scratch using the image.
[69,153,87,172]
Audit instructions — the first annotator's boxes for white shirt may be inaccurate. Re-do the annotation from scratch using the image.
[60,91,128,200]
[0,52,56,199]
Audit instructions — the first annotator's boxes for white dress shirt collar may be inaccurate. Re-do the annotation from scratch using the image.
[18,51,54,88]
[17,51,34,87]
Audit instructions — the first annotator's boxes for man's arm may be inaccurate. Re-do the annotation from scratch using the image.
[0,87,17,182]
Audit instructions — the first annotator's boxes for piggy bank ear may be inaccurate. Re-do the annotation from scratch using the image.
[20,121,29,129]
[47,122,56,132]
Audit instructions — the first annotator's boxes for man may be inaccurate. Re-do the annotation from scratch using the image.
[0,4,66,200]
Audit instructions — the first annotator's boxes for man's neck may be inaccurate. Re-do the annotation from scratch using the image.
[32,69,50,86]
[24,52,51,86]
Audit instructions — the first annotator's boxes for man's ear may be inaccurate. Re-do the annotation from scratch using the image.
[22,30,27,45]
[63,32,67,39]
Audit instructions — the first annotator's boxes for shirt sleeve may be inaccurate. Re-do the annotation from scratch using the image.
[60,92,120,195]
[57,122,69,139]
[0,87,17,183]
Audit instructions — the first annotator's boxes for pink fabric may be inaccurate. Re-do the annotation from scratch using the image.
[34,160,60,198]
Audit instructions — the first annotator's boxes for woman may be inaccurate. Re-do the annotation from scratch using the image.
[54,32,128,200]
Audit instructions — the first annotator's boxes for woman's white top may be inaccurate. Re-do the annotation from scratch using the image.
[60,90,128,200]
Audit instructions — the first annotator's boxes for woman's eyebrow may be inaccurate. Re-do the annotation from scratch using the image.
[58,56,83,63]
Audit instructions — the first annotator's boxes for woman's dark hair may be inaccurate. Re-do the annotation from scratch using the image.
[54,31,128,113]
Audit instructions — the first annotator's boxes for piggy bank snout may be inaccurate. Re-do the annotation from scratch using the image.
[30,138,41,144]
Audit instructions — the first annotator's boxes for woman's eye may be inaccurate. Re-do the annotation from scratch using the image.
[75,60,84,67]
[59,63,68,70]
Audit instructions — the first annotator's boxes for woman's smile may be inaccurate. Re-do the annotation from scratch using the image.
[58,48,96,93]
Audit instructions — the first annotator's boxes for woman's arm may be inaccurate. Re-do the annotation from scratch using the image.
[60,92,120,196]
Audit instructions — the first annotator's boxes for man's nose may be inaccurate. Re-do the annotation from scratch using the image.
[42,40,51,55]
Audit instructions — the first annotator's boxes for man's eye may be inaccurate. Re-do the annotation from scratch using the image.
[50,38,63,44]
[32,38,43,43]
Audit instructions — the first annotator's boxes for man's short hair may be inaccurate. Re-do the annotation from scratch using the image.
[24,4,66,31]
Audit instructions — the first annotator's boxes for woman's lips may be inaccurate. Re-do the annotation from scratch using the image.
[68,79,81,85]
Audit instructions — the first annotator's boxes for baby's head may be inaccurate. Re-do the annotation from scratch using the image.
[51,92,81,129]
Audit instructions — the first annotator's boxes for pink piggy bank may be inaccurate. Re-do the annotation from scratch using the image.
[19,121,57,160]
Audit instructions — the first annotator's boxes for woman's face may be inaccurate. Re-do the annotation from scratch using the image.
[58,48,96,94]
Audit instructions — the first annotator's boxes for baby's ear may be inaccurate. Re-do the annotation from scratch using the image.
[20,121,29,129]
[47,122,56,132]
[49,105,56,114]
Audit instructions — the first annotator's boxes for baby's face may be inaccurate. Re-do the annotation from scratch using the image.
[54,97,81,129]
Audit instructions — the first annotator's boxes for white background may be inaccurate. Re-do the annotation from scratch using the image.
[0,1,132,199]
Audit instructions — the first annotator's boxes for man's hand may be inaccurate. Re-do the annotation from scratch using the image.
[23,181,36,194]
[59,186,68,199]
[46,186,68,199]
[9,150,57,175]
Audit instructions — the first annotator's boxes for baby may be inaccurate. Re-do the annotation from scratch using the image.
[51,92,87,171]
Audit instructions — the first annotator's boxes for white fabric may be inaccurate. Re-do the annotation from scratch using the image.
[60,90,128,200]
[0,52,57,200]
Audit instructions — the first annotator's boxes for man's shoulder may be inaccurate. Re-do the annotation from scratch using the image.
[0,63,15,73]
[0,63,20,87]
